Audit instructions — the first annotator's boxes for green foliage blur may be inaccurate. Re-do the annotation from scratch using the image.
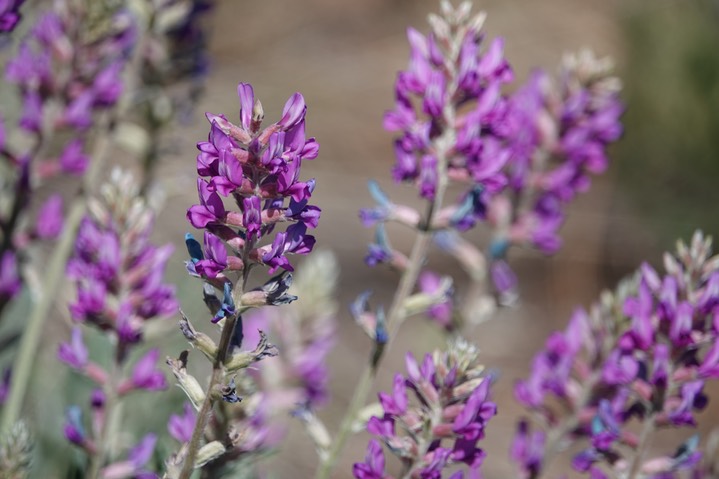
[617,0,719,240]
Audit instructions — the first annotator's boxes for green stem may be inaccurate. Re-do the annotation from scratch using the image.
[314,50,457,478]
[87,359,120,479]
[178,276,248,479]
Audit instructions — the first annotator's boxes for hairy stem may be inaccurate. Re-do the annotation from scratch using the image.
[178,269,249,479]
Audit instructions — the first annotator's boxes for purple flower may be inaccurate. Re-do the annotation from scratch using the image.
[129,434,157,469]
[514,233,719,478]
[363,341,494,478]
[452,379,497,441]
[59,139,89,174]
[0,251,21,300]
[68,281,107,321]
[384,7,511,202]
[126,349,167,393]
[187,178,226,228]
[194,231,227,279]
[243,196,262,240]
[92,62,124,105]
[102,434,158,479]
[378,374,408,416]
[19,91,42,132]
[168,403,197,442]
[64,406,86,446]
[490,259,517,304]
[419,271,452,328]
[35,194,64,239]
[511,420,545,477]
[57,328,88,370]
[261,223,316,274]
[668,380,707,426]
[62,90,96,129]
[278,92,306,129]
[0,0,25,32]
[353,439,386,479]
[601,349,638,385]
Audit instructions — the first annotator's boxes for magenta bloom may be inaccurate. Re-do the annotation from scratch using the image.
[419,271,452,328]
[129,349,167,392]
[168,403,197,443]
[356,343,495,478]
[0,0,25,32]
[513,233,719,478]
[59,139,89,174]
[187,82,320,285]
[57,328,88,370]
[35,194,64,239]
[384,16,511,203]
[353,440,386,479]
[194,231,228,279]
[0,251,21,300]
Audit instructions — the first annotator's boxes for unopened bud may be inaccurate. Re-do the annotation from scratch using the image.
[167,352,206,408]
[427,13,450,45]
[251,99,264,133]
[195,441,226,468]
[294,409,332,460]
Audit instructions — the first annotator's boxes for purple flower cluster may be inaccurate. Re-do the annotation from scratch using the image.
[0,1,136,311]
[0,0,24,33]
[513,232,719,478]
[185,82,320,281]
[355,340,496,479]
[6,4,133,158]
[383,11,512,204]
[58,171,176,474]
[496,51,623,254]
[67,208,177,349]
[361,4,622,329]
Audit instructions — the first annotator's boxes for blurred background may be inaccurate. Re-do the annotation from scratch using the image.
[4,0,719,477]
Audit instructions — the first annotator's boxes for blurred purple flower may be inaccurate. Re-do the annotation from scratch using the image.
[35,194,64,239]
[126,349,167,393]
[168,403,196,443]
[0,0,25,32]
[0,251,21,300]
[57,327,88,370]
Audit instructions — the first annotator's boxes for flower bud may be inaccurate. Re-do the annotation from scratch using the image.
[166,352,206,408]
[195,441,226,468]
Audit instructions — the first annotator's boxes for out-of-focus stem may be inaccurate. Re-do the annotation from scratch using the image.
[314,101,454,479]
[531,370,601,479]
[88,360,120,479]
[314,229,434,479]
[625,413,656,479]
[0,115,112,432]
